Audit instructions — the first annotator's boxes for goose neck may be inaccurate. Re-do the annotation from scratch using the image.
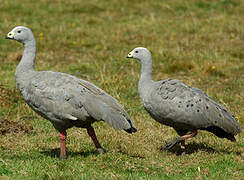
[139,60,153,85]
[16,39,36,75]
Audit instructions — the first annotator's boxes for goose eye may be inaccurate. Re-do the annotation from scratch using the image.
[17,30,21,33]
[135,51,138,53]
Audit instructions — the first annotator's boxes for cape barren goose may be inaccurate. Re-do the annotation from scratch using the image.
[126,47,241,150]
[5,26,136,159]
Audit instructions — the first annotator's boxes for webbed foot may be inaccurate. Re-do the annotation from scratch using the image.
[96,148,107,154]
[161,137,182,150]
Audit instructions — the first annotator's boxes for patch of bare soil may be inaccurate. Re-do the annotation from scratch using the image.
[0,118,33,135]
[0,85,21,107]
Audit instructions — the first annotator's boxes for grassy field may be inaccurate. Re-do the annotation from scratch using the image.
[0,0,243,179]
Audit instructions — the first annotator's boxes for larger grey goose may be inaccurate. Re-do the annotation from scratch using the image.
[126,47,241,150]
[5,26,136,159]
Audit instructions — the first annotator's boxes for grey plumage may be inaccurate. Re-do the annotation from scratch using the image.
[127,47,241,149]
[23,71,134,132]
[5,26,136,159]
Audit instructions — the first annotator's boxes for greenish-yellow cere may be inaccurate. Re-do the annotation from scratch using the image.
[7,31,15,38]
[127,51,134,58]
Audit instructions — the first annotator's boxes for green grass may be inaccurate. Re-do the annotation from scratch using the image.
[0,0,243,179]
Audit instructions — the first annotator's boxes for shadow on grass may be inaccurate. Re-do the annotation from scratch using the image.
[40,148,99,159]
[40,148,145,159]
[4,148,104,160]
[117,150,145,159]
[161,142,242,156]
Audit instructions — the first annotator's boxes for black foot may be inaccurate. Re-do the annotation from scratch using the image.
[161,137,182,150]
[59,155,67,160]
[181,152,186,156]
[96,148,106,154]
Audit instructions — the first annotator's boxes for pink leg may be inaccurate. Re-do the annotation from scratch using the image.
[163,130,198,150]
[180,140,186,150]
[60,131,67,159]
[87,126,102,148]
[179,130,198,150]
[87,126,106,154]
[180,130,198,140]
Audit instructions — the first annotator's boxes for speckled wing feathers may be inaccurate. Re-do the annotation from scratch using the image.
[151,79,241,135]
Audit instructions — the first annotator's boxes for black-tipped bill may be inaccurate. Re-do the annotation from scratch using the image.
[5,31,15,39]
[126,51,134,58]
[124,127,137,134]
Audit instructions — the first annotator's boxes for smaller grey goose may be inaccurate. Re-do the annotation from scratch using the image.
[126,47,241,150]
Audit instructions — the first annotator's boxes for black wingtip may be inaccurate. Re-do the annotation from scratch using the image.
[202,126,238,142]
[124,127,137,134]
[227,135,236,142]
